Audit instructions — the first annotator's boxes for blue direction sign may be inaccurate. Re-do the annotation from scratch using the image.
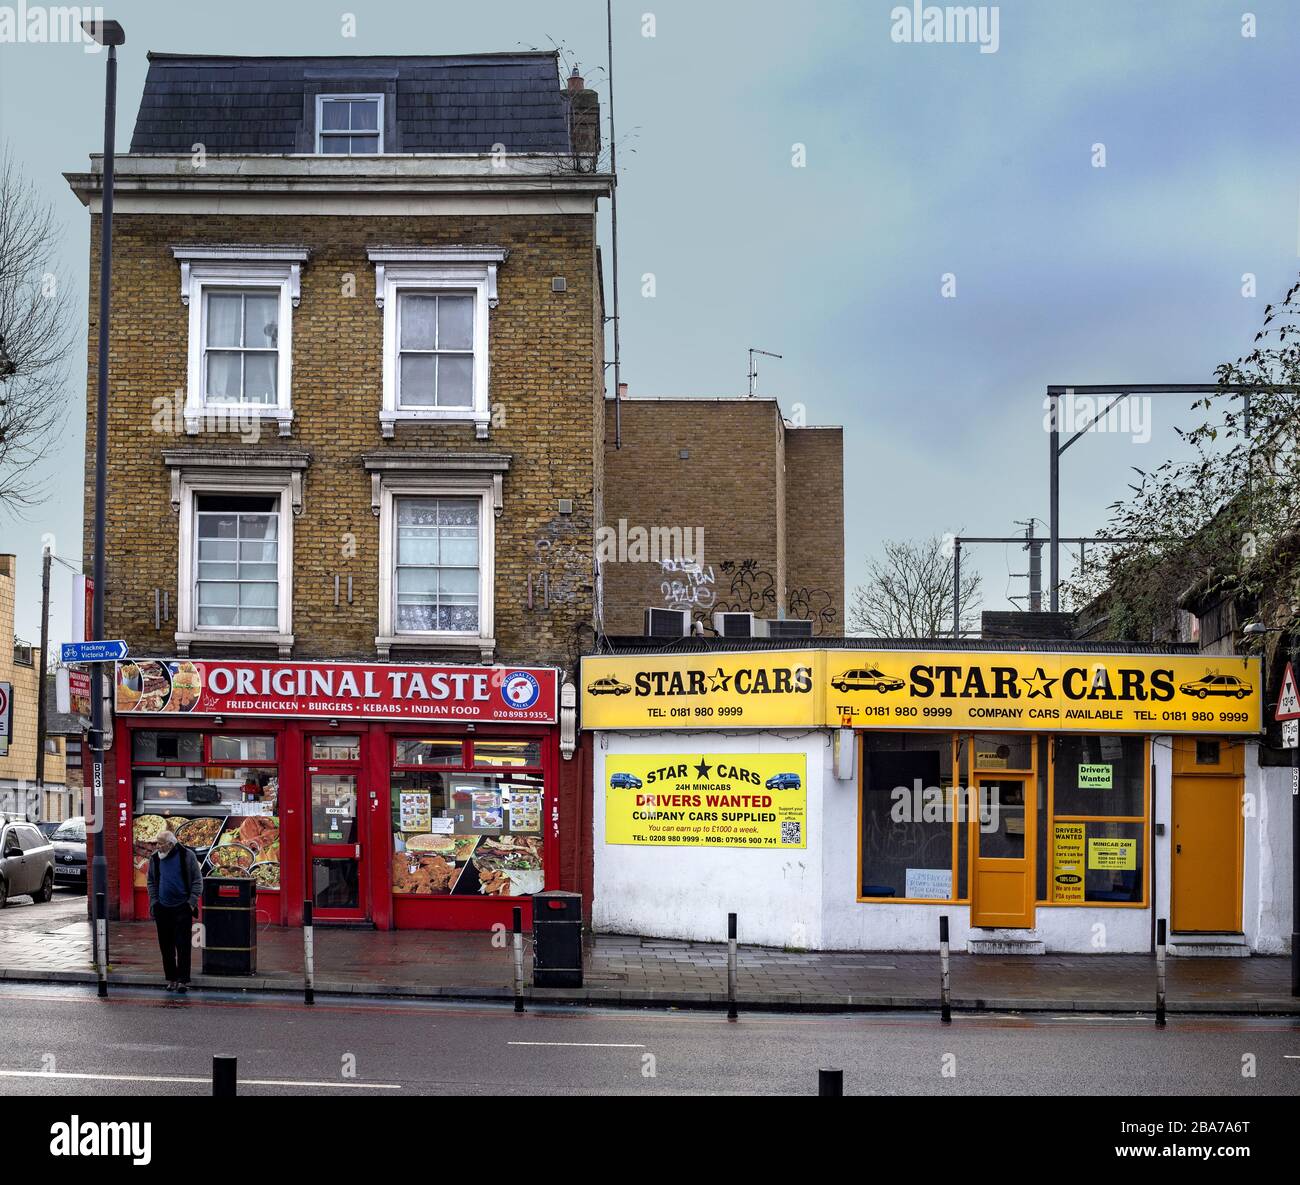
[61,640,129,663]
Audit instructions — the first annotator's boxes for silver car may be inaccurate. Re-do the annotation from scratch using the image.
[0,820,56,907]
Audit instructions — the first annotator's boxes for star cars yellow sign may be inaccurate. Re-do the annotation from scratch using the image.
[827,651,1261,735]
[581,651,822,729]
[581,649,1262,735]
[604,753,808,848]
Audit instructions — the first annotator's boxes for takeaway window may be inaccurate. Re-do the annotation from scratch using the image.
[860,732,958,901]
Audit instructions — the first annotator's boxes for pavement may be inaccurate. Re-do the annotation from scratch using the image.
[2,891,1296,1014]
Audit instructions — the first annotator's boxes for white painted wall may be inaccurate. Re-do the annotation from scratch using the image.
[1247,754,1293,954]
[592,730,829,949]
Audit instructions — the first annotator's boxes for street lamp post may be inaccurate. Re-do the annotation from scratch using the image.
[82,17,125,968]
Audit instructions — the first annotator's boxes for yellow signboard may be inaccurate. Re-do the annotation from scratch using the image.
[827,650,1262,734]
[1088,837,1137,870]
[604,753,807,849]
[582,651,821,730]
[1053,822,1086,902]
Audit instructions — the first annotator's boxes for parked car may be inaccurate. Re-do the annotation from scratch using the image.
[36,821,62,839]
[610,772,644,789]
[830,667,905,693]
[0,820,55,907]
[50,817,87,890]
[1178,674,1253,700]
[765,772,802,790]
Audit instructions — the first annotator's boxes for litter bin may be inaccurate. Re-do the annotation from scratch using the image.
[201,876,257,976]
[532,890,583,988]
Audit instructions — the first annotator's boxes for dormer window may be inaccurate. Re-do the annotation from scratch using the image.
[316,94,383,154]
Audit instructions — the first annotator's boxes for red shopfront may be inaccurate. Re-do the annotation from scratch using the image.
[109,660,565,930]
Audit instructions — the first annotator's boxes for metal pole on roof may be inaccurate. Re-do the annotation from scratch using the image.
[606,0,622,449]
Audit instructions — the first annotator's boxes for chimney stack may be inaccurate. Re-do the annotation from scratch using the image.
[565,66,600,171]
[618,382,628,400]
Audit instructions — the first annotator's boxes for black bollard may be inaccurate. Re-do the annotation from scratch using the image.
[939,914,951,1024]
[818,1068,843,1097]
[726,912,738,1021]
[303,900,315,1006]
[213,1055,237,1097]
[1155,917,1167,1028]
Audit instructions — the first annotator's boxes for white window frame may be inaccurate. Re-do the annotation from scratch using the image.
[368,248,507,440]
[375,476,496,661]
[315,93,385,154]
[175,474,296,657]
[174,247,307,439]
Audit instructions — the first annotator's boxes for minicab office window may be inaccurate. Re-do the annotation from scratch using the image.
[858,731,1150,906]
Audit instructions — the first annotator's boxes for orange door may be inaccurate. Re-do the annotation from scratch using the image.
[971,774,1036,928]
[1171,738,1243,933]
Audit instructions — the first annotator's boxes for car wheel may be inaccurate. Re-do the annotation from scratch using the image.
[1237,689,1249,699]
[877,685,889,693]
[1197,689,1208,699]
[36,870,54,904]
[0,878,7,909]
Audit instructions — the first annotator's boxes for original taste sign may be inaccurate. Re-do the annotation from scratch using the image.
[114,660,557,723]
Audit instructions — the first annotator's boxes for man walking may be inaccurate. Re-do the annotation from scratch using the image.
[146,830,202,992]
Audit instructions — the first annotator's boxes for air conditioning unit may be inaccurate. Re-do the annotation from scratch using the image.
[713,612,762,638]
[644,607,691,637]
[765,619,814,639]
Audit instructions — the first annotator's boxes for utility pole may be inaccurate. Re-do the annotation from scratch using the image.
[34,545,51,814]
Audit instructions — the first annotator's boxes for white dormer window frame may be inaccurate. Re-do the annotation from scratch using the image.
[368,247,508,440]
[174,246,308,439]
[315,93,385,154]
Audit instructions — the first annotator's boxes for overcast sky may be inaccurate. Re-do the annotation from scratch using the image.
[1,0,1298,642]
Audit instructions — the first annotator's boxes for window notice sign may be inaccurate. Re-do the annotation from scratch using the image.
[1088,837,1136,870]
[1078,763,1113,789]
[1053,822,1085,901]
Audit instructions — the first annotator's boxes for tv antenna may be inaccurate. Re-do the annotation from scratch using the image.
[748,347,783,397]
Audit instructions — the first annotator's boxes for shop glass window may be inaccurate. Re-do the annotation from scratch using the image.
[1196,740,1221,766]
[132,730,203,764]
[195,494,280,628]
[203,288,280,405]
[311,735,361,761]
[394,497,480,633]
[390,767,543,898]
[397,292,474,408]
[1052,735,1144,817]
[313,858,360,908]
[973,733,1034,771]
[316,95,382,154]
[132,763,280,892]
[395,738,464,767]
[473,739,541,768]
[210,734,276,763]
[860,733,956,900]
[1079,821,1144,904]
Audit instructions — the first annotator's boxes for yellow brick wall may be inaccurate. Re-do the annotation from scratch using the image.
[82,212,603,673]
[0,555,67,787]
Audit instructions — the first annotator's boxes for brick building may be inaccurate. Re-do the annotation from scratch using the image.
[600,395,844,637]
[65,52,610,927]
[0,555,69,822]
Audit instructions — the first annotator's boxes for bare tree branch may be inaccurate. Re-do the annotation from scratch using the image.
[848,536,982,637]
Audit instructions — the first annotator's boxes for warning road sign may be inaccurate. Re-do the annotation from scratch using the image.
[1276,662,1300,722]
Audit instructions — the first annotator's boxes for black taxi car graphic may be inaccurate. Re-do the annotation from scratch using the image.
[831,667,905,693]
[1178,673,1253,700]
[587,676,632,696]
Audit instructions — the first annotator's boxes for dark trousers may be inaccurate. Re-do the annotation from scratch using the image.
[154,902,194,982]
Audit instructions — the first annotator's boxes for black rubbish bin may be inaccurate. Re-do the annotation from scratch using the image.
[201,877,257,976]
[532,890,583,988]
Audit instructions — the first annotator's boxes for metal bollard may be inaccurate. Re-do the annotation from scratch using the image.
[512,906,525,1013]
[213,1055,237,1097]
[726,912,738,1021]
[818,1068,843,1097]
[303,900,315,1006]
[95,891,108,999]
[1155,917,1167,1028]
[939,914,951,1024]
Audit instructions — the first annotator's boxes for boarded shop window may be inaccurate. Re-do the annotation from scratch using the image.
[860,733,957,900]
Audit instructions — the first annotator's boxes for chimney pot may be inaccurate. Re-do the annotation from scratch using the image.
[568,67,584,92]
[618,383,629,399]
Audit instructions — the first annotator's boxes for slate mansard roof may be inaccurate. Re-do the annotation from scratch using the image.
[129,51,575,155]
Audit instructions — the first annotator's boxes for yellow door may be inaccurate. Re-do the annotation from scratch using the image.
[971,774,1036,928]
[1171,738,1243,933]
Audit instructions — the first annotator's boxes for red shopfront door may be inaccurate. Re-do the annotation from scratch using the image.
[306,734,368,922]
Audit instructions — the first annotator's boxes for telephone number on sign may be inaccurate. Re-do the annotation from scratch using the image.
[668,706,745,718]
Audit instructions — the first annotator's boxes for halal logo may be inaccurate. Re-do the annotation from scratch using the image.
[502,671,541,710]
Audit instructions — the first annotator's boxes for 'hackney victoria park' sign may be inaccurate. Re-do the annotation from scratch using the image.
[114,659,557,723]
[580,649,1263,735]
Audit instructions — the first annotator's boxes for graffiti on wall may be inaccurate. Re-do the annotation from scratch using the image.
[657,557,837,636]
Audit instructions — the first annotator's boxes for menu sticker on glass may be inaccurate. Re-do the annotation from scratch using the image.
[400,792,432,832]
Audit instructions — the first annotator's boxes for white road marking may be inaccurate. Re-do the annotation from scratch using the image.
[507,1041,645,1049]
[0,1069,400,1089]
